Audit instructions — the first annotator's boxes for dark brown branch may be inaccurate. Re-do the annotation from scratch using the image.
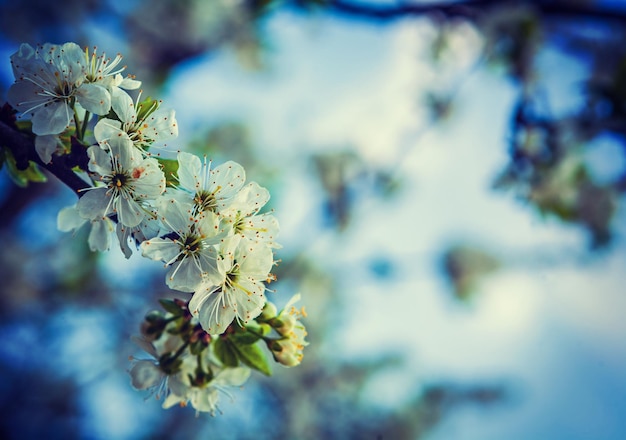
[325,0,626,24]
[0,119,90,196]
[326,0,491,21]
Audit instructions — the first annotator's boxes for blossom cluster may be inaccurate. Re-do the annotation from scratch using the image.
[4,41,307,414]
[130,296,307,415]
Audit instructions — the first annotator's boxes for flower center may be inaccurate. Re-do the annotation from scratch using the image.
[110,173,128,189]
[182,234,202,255]
[194,190,216,212]
[225,262,241,287]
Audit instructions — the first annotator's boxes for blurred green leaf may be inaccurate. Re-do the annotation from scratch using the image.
[0,147,47,187]
[156,157,179,187]
[158,298,183,316]
[214,337,239,368]
[231,340,271,376]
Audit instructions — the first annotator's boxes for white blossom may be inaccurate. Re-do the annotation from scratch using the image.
[57,204,114,252]
[189,235,273,334]
[83,46,141,92]
[77,133,165,227]
[140,199,229,292]
[94,89,177,152]
[269,294,308,367]
[162,365,251,416]
[174,153,246,214]
[7,42,111,136]
[129,335,189,401]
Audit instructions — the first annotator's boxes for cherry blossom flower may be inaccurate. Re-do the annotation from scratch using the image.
[189,235,273,334]
[174,153,246,215]
[7,42,110,135]
[129,334,189,401]
[161,364,251,416]
[77,133,165,227]
[94,89,177,152]
[57,204,115,252]
[83,46,141,92]
[140,199,229,292]
[269,294,308,367]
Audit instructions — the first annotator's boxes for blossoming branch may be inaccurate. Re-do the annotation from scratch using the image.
[0,41,308,416]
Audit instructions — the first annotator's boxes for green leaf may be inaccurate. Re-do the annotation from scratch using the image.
[0,148,46,187]
[136,96,159,122]
[231,326,262,345]
[189,339,206,356]
[156,157,179,187]
[231,341,272,376]
[158,299,183,316]
[213,337,239,368]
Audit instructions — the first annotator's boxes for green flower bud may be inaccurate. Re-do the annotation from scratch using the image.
[141,311,168,341]
[258,301,278,321]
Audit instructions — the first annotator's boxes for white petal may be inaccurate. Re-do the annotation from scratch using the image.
[108,131,136,170]
[31,101,72,136]
[10,43,36,78]
[213,367,251,387]
[76,83,111,115]
[142,107,178,143]
[87,145,112,176]
[6,80,44,113]
[211,161,246,199]
[77,189,110,219]
[129,360,163,390]
[57,205,86,232]
[111,87,136,124]
[140,237,180,262]
[162,389,186,409]
[166,258,204,292]
[131,159,166,198]
[176,152,202,193]
[159,198,193,234]
[230,279,265,323]
[239,242,274,277]
[88,218,113,252]
[189,288,235,334]
[94,118,123,144]
[225,181,269,216]
[131,335,158,358]
[118,76,142,90]
[35,135,62,164]
[190,388,219,414]
[116,196,144,228]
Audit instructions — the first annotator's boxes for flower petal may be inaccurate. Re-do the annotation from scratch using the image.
[189,287,236,334]
[140,237,180,263]
[76,83,111,115]
[129,360,163,390]
[31,101,72,136]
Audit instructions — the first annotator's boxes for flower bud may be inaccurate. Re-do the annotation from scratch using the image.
[269,340,303,367]
[271,314,296,336]
[141,311,168,341]
[258,302,278,321]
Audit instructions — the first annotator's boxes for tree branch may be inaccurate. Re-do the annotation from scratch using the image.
[325,0,626,24]
[0,120,90,196]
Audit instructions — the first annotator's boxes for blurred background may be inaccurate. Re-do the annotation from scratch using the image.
[1,0,626,439]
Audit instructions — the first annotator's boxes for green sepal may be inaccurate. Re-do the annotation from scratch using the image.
[158,353,183,375]
[231,326,262,345]
[0,147,47,187]
[214,337,239,368]
[231,341,272,376]
[158,299,183,317]
[156,157,179,187]
[189,339,206,356]
[136,96,160,122]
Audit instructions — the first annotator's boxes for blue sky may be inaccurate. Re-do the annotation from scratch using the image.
[1,4,625,439]
[157,9,626,439]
